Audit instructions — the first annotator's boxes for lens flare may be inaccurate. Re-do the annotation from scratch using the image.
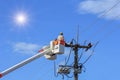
[14,12,28,26]
[16,14,26,23]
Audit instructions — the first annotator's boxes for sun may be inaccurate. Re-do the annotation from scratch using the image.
[16,14,26,23]
[14,12,28,26]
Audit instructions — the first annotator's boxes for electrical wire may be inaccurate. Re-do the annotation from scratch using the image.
[89,14,120,40]
[78,40,87,62]
[65,47,73,65]
[88,15,120,43]
[76,25,80,44]
[55,1,120,78]
[65,38,77,66]
[82,50,94,65]
[78,49,84,62]
[65,74,73,78]
[82,41,99,65]
[82,0,120,33]
[82,64,86,72]
[100,25,120,42]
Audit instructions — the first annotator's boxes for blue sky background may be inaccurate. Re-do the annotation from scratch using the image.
[0,0,120,80]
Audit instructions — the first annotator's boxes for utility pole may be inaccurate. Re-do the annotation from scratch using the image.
[56,28,93,80]
[73,45,79,80]
[58,43,92,80]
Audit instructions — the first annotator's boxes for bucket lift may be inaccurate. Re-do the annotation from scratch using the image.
[0,40,65,78]
[0,36,92,78]
[44,40,64,60]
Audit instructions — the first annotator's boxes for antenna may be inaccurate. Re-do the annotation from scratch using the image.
[76,25,79,44]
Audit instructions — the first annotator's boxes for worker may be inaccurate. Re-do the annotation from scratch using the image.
[58,32,64,40]
[53,32,65,46]
[57,32,65,45]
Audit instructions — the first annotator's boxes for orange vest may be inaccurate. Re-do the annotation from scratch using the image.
[59,40,65,45]
[53,40,58,45]
[53,40,65,45]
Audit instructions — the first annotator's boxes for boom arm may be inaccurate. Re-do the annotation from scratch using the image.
[0,47,51,78]
[0,40,65,78]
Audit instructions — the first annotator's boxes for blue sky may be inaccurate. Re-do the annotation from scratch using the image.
[0,0,120,80]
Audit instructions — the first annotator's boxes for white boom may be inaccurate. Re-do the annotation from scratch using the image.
[0,41,65,78]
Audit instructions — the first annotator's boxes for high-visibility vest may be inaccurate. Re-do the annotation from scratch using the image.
[59,40,65,45]
[53,40,65,45]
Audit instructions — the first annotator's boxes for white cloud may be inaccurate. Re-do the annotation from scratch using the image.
[13,42,41,54]
[78,0,120,20]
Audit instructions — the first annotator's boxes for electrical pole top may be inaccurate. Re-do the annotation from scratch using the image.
[65,42,92,51]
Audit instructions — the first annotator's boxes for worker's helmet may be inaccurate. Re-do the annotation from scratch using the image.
[60,32,63,35]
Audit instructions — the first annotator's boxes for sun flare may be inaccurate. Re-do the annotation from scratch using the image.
[14,12,28,26]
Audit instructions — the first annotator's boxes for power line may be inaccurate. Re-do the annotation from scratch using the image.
[89,14,120,40]
[65,47,73,65]
[83,41,99,65]
[57,40,92,80]
[82,0,120,33]
[78,40,87,62]
[100,25,120,42]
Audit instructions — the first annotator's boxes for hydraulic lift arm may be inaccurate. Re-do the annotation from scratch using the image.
[0,40,65,78]
[0,47,51,78]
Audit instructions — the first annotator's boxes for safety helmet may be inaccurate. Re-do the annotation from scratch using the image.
[60,32,63,35]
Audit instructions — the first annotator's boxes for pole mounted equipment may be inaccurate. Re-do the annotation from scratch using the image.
[65,42,92,80]
[57,27,93,80]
